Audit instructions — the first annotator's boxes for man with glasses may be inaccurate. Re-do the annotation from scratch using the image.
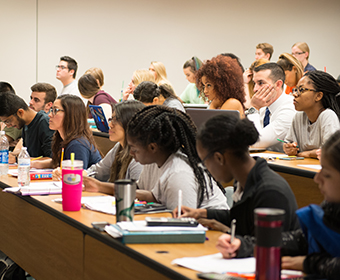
[0,92,54,158]
[245,63,296,152]
[56,56,83,100]
[29,82,57,113]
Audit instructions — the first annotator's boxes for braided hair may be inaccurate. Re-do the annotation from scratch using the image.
[304,71,340,119]
[127,105,214,207]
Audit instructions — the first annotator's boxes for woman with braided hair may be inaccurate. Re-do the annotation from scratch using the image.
[284,70,340,158]
[127,105,228,210]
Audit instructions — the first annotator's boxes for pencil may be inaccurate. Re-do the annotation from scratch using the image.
[230,219,236,243]
[60,148,64,169]
[31,156,42,161]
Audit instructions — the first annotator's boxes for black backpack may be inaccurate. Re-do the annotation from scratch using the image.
[0,251,26,280]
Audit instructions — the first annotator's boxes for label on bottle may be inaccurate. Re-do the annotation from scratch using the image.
[0,150,9,164]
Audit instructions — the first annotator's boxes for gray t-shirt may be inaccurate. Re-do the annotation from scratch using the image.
[163,98,185,112]
[137,150,228,210]
[285,109,340,152]
[86,142,143,182]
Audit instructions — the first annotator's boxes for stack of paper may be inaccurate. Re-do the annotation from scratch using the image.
[105,220,207,244]
[3,181,62,196]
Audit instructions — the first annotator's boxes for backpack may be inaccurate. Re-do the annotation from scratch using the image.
[0,251,26,280]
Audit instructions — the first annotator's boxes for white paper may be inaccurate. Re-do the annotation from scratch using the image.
[250,153,288,159]
[297,164,321,170]
[53,195,116,215]
[117,220,207,232]
[172,253,255,274]
[3,181,62,195]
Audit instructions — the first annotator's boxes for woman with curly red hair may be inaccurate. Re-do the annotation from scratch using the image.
[196,55,245,117]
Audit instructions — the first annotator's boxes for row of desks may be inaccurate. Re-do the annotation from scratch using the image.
[0,154,323,279]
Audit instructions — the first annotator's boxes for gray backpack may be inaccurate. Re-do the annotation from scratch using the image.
[0,251,26,280]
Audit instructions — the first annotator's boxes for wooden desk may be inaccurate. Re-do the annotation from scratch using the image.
[259,152,323,208]
[0,176,221,280]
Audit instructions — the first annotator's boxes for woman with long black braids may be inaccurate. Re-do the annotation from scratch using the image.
[127,105,228,210]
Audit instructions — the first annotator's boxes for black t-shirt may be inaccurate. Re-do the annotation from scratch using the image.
[22,111,54,157]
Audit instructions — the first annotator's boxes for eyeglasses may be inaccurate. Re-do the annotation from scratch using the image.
[49,108,64,116]
[55,65,68,70]
[2,115,15,126]
[291,87,318,97]
[291,52,305,56]
[108,117,119,124]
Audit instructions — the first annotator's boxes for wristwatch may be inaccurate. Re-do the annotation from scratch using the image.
[245,107,258,116]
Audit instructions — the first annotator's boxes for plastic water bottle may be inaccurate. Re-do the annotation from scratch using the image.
[18,147,30,187]
[0,131,9,176]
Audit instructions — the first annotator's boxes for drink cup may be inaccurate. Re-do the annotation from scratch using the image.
[254,208,285,280]
[114,179,136,222]
[62,160,83,211]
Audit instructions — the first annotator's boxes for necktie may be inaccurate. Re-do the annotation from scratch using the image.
[263,107,270,127]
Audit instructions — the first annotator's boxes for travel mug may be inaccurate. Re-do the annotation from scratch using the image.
[114,179,136,222]
[62,160,83,211]
[254,208,285,280]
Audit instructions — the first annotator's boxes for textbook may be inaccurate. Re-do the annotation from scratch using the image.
[3,181,62,196]
[104,220,207,244]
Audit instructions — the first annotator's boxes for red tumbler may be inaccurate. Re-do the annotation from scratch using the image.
[254,208,285,280]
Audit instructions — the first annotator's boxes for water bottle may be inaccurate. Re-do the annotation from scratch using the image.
[254,208,285,280]
[0,131,9,176]
[18,147,30,187]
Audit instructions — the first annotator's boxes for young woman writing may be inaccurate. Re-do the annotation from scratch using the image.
[173,114,299,235]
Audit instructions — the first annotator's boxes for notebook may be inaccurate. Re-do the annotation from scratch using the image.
[185,108,240,129]
[89,105,109,133]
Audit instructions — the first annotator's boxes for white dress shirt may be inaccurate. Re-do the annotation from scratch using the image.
[247,92,296,152]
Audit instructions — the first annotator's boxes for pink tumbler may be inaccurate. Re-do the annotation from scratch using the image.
[62,160,83,211]
[254,208,285,280]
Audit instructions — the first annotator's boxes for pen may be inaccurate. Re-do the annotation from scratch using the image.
[230,219,236,243]
[178,189,182,218]
[60,148,64,169]
[31,156,42,161]
[277,138,299,148]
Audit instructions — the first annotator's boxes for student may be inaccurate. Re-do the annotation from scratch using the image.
[29,82,57,113]
[246,63,296,152]
[0,92,54,157]
[292,42,316,72]
[284,71,340,158]
[56,56,83,101]
[127,106,228,210]
[180,56,205,104]
[78,72,117,121]
[277,53,304,95]
[217,130,340,279]
[133,81,185,112]
[83,101,144,191]
[243,58,269,108]
[149,61,173,88]
[122,69,155,101]
[0,82,22,146]
[196,55,245,117]
[255,43,274,61]
[173,114,299,236]
[31,94,101,171]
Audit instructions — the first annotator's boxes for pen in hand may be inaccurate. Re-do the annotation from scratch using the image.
[178,189,182,218]
[230,219,236,243]
[277,138,299,148]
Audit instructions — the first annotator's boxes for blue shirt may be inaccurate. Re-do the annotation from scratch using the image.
[64,137,102,169]
[304,63,316,72]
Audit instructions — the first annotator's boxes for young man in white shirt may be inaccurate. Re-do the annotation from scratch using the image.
[246,63,296,152]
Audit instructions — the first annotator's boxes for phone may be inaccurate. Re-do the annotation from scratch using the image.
[197,272,245,280]
[145,217,198,227]
[135,203,167,213]
[91,222,110,232]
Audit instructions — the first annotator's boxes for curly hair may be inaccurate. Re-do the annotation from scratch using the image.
[127,105,223,207]
[196,55,245,107]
